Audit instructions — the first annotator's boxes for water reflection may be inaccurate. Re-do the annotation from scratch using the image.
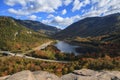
[54,41,78,54]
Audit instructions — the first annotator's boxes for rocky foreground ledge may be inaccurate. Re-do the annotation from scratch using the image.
[0,69,120,80]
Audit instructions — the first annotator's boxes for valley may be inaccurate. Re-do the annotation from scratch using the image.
[0,13,120,78]
[1,0,120,79]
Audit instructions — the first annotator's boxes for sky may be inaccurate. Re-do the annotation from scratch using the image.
[0,0,120,29]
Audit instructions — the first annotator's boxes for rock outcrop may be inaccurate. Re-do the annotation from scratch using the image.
[61,69,120,80]
[0,69,120,80]
[6,70,36,80]
[33,71,60,80]
[0,75,10,80]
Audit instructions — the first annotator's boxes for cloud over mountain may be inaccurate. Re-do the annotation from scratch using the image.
[3,0,120,28]
[42,15,80,29]
[28,15,37,20]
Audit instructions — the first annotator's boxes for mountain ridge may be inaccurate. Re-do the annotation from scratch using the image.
[16,19,61,35]
[0,16,60,35]
[0,16,51,52]
[54,13,120,39]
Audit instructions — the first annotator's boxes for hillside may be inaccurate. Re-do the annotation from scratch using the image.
[0,55,120,77]
[0,16,51,52]
[55,13,120,40]
[54,13,120,56]
[16,19,60,35]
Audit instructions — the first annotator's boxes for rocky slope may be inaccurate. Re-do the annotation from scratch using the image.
[0,69,120,80]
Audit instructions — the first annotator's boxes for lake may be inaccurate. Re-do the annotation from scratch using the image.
[54,41,78,54]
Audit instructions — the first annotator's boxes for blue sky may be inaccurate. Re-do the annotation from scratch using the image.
[0,0,120,29]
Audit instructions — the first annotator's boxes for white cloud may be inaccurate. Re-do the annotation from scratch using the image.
[42,19,51,24]
[47,14,54,18]
[5,0,62,15]
[81,0,120,18]
[72,0,120,19]
[72,0,82,12]
[62,9,67,15]
[72,0,90,12]
[4,0,120,29]
[54,16,64,23]
[4,0,26,6]
[63,0,73,6]
[5,0,120,17]
[52,15,80,28]
[28,15,37,20]
[42,15,80,29]
[41,0,120,29]
[84,0,90,5]
[8,8,30,15]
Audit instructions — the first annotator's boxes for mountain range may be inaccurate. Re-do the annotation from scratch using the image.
[0,13,120,51]
[16,19,60,35]
[54,13,120,41]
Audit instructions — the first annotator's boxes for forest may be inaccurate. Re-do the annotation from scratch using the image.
[0,55,119,77]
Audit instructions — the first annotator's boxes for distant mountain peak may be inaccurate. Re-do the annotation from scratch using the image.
[0,16,61,35]
[54,13,120,39]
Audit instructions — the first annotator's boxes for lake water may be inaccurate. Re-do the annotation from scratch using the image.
[54,41,78,54]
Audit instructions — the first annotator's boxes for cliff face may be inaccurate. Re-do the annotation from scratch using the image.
[0,69,120,80]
